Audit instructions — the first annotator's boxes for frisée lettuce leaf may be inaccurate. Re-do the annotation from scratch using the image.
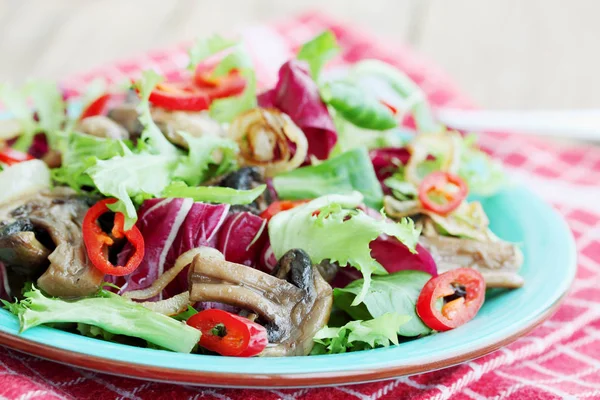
[0,81,67,151]
[208,44,257,122]
[173,132,238,186]
[133,70,180,156]
[0,83,37,146]
[88,151,176,230]
[2,286,200,353]
[311,313,410,354]
[268,192,420,305]
[52,132,130,190]
[187,34,238,71]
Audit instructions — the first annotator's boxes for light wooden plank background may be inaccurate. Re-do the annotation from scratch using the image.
[0,0,598,110]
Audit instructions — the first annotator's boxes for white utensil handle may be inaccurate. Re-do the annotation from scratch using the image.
[435,109,600,142]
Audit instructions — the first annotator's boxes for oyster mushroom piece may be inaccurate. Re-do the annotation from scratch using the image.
[77,116,129,140]
[188,248,333,356]
[0,220,51,276]
[151,108,226,148]
[0,189,104,297]
[419,235,524,288]
[218,167,272,212]
[107,103,143,136]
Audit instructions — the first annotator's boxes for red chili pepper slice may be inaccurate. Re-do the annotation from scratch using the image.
[148,66,245,112]
[416,268,485,331]
[0,148,35,165]
[80,93,112,119]
[82,199,145,276]
[148,81,212,111]
[186,309,268,357]
[379,99,398,115]
[418,171,468,215]
[194,65,246,97]
[259,200,310,221]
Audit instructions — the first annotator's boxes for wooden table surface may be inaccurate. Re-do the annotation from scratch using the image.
[0,0,598,110]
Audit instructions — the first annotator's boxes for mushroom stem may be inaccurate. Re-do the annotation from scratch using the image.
[190,254,300,294]
[190,283,284,323]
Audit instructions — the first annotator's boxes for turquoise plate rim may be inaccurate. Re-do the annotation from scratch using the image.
[0,183,577,387]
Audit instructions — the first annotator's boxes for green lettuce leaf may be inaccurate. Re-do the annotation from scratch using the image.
[0,84,38,150]
[208,46,257,122]
[321,80,397,130]
[172,306,199,322]
[268,192,420,305]
[459,134,506,196]
[312,313,410,354]
[173,132,238,186]
[52,132,129,190]
[77,323,115,341]
[187,34,238,71]
[87,152,175,230]
[392,131,506,198]
[163,181,265,205]
[133,70,180,156]
[350,59,441,134]
[3,286,200,353]
[329,109,411,157]
[334,270,432,337]
[272,148,384,209]
[26,81,66,149]
[383,173,418,201]
[297,30,340,80]
[0,81,69,151]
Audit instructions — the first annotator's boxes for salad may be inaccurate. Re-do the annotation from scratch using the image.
[0,31,523,357]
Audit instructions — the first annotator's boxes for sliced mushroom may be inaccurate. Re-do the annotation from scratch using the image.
[419,235,524,288]
[41,149,62,168]
[152,108,225,148]
[315,260,339,283]
[108,103,143,136]
[0,189,104,297]
[0,219,51,276]
[77,116,129,140]
[189,248,333,356]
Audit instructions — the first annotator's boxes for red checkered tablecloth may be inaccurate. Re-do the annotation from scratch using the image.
[2,12,600,400]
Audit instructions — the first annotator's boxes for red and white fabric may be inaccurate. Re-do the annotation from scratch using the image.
[1,12,600,400]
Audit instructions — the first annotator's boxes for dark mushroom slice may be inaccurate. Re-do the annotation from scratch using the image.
[219,167,264,191]
[188,248,333,356]
[218,167,272,211]
[419,235,524,288]
[0,219,51,277]
[0,189,104,297]
[315,259,339,283]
